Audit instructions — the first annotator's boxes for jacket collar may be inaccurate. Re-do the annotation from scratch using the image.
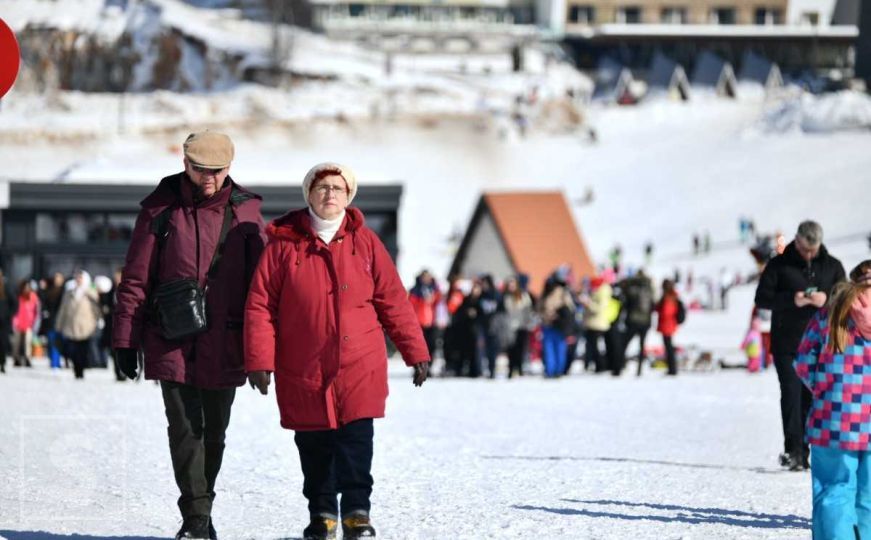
[267,206,365,242]
[141,172,254,213]
[784,240,830,265]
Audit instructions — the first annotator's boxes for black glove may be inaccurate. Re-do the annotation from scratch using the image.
[412,362,428,387]
[115,348,139,380]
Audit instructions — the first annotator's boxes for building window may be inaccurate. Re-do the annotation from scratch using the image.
[616,6,642,24]
[348,4,365,17]
[710,7,736,25]
[755,7,783,25]
[660,7,687,24]
[568,5,595,24]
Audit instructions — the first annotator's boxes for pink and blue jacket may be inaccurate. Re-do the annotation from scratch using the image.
[795,309,871,451]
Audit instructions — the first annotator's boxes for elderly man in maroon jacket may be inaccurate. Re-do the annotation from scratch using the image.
[113,131,266,540]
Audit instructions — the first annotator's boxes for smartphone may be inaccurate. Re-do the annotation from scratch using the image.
[805,286,818,296]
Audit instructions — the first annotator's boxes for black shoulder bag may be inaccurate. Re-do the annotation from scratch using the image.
[150,199,234,340]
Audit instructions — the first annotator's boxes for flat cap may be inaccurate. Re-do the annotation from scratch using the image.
[183,131,234,169]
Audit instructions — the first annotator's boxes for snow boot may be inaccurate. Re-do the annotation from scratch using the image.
[303,514,337,540]
[175,515,210,539]
[786,452,805,472]
[342,511,376,539]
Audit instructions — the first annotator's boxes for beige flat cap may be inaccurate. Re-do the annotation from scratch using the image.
[183,131,234,169]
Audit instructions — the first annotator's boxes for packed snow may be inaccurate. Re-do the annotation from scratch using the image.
[0,331,812,540]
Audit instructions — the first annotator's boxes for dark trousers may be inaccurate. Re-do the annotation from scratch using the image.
[622,323,650,376]
[663,335,677,375]
[482,328,500,378]
[507,329,528,377]
[774,354,812,457]
[585,330,606,372]
[160,381,236,518]
[606,326,625,375]
[294,418,374,518]
[422,326,438,362]
[68,339,90,379]
[0,329,8,371]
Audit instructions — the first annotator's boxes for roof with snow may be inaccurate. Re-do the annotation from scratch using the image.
[691,51,737,97]
[449,191,594,294]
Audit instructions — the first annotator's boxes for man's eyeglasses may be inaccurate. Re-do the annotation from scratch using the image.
[191,164,225,175]
[314,184,347,196]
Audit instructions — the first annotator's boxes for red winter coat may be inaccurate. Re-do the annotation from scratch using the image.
[656,294,680,337]
[113,173,266,389]
[244,207,429,431]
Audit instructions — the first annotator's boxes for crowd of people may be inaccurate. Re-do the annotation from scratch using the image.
[0,268,124,380]
[407,264,688,380]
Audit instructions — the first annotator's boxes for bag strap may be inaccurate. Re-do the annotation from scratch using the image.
[206,202,234,280]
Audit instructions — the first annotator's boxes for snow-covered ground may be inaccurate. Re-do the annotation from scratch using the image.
[0,347,809,540]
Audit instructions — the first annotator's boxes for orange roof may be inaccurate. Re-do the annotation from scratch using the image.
[485,191,594,295]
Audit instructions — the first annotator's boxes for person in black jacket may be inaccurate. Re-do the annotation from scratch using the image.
[754,220,846,471]
[0,269,16,373]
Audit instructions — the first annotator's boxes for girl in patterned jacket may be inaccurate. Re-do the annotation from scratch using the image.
[795,259,871,539]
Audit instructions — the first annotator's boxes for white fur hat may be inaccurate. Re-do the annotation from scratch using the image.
[302,162,357,205]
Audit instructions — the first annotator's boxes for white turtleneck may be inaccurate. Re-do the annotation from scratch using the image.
[308,207,346,244]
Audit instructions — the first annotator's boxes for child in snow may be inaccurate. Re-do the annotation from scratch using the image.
[794,259,871,538]
[740,318,764,373]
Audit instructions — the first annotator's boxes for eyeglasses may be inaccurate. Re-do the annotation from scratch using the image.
[191,164,225,175]
[314,184,348,196]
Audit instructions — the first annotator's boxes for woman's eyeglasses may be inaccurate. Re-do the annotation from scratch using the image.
[315,184,347,195]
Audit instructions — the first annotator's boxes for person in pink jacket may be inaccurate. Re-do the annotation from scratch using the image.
[244,162,429,540]
[12,279,40,368]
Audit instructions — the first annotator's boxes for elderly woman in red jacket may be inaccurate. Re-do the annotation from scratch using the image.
[244,162,429,540]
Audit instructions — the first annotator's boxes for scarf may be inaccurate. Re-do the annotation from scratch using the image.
[308,207,345,245]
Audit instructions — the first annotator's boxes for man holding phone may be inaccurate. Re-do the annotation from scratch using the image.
[755,220,846,471]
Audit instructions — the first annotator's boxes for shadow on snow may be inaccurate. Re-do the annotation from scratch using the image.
[0,532,163,540]
[482,454,792,474]
[513,499,810,530]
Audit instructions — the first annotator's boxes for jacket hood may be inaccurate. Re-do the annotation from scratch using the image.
[266,206,365,242]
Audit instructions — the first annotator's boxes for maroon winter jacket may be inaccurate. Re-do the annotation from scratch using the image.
[113,173,266,389]
[244,207,429,431]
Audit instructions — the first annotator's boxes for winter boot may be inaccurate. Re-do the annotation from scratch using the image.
[778,453,791,467]
[786,452,804,472]
[303,514,337,540]
[175,515,210,539]
[342,510,376,539]
[209,517,217,540]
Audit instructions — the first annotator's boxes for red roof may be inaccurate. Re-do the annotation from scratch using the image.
[484,191,594,294]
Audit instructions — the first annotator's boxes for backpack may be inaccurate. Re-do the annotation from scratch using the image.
[676,299,687,325]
